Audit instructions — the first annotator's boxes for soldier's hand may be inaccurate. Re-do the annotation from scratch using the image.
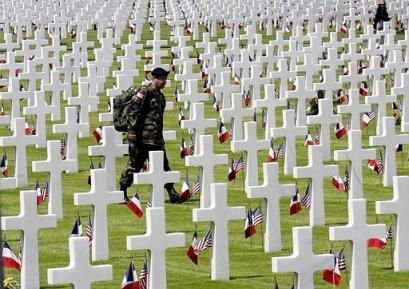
[128,133,138,142]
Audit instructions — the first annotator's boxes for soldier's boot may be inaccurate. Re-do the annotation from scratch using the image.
[166,185,189,204]
[119,185,129,204]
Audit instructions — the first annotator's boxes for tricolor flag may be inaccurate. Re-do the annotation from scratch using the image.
[139,262,148,289]
[322,254,342,286]
[212,96,220,113]
[267,145,276,162]
[179,137,188,159]
[304,132,315,147]
[395,143,403,153]
[191,175,201,197]
[86,216,93,247]
[92,126,103,143]
[358,60,367,74]
[2,241,21,271]
[187,230,198,265]
[0,152,8,177]
[340,21,348,33]
[392,102,400,117]
[367,159,379,174]
[342,65,349,75]
[334,122,347,139]
[244,208,256,238]
[218,122,230,143]
[289,192,302,215]
[127,194,144,218]
[70,214,83,237]
[359,81,369,96]
[202,78,211,93]
[243,90,251,107]
[194,227,213,254]
[121,261,140,289]
[24,122,33,135]
[180,175,191,201]
[178,107,185,126]
[360,111,376,128]
[40,181,49,204]
[336,89,347,105]
[35,179,44,206]
[331,176,345,192]
[368,235,387,249]
[228,159,237,181]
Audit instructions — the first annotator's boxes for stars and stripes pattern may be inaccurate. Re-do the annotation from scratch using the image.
[60,138,66,160]
[86,216,93,247]
[300,183,311,209]
[338,248,346,271]
[139,261,148,289]
[191,175,201,197]
[194,227,213,254]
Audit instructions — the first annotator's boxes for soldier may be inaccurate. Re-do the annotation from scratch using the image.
[119,67,187,204]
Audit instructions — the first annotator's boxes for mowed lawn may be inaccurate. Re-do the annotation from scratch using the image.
[1,17,409,289]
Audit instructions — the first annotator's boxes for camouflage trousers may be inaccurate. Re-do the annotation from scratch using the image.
[119,141,172,190]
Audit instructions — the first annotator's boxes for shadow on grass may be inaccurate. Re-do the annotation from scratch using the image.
[230,274,265,280]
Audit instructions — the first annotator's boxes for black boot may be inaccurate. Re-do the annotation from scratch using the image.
[120,185,129,204]
[167,186,181,203]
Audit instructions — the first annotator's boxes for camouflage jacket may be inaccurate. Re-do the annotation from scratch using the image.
[125,83,166,146]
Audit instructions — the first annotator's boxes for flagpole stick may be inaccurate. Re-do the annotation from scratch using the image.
[248,202,253,249]
[259,200,264,251]
[390,216,394,269]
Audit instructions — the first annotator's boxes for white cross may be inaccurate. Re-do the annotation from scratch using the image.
[334,130,376,198]
[393,72,409,132]
[270,58,296,99]
[338,89,372,131]
[47,237,112,289]
[363,56,390,90]
[193,183,246,280]
[0,118,36,186]
[296,53,321,90]
[74,169,123,260]
[241,64,271,103]
[134,151,180,207]
[186,135,228,208]
[307,98,342,160]
[271,109,308,175]
[0,77,29,121]
[293,145,338,226]
[1,190,57,289]
[376,176,409,271]
[366,80,397,136]
[127,207,185,289]
[68,81,99,129]
[339,61,367,90]
[211,70,240,110]
[329,199,386,289]
[88,126,128,191]
[177,79,208,110]
[32,140,76,218]
[369,117,409,186]
[313,67,342,100]
[232,121,270,187]
[272,226,333,289]
[221,93,254,141]
[246,162,296,252]
[286,76,315,126]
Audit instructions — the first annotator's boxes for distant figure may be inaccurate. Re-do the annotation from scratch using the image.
[373,0,391,31]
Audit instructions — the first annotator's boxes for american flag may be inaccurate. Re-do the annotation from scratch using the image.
[387,225,393,241]
[188,134,195,156]
[146,191,152,208]
[41,181,49,202]
[194,227,213,254]
[275,142,285,159]
[86,216,93,247]
[344,166,350,194]
[338,248,346,271]
[251,206,263,226]
[234,156,244,173]
[139,261,148,289]
[360,110,376,128]
[243,90,251,107]
[314,127,320,145]
[300,182,311,209]
[191,175,201,197]
[60,138,66,160]
[378,149,384,175]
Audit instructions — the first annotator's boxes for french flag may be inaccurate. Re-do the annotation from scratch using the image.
[218,122,230,143]
[180,176,191,201]
[186,231,198,265]
[180,138,188,159]
[244,209,256,238]
[228,159,237,181]
[121,261,140,289]
[289,193,302,215]
[304,133,315,147]
[2,241,21,271]
[127,194,144,218]
[93,126,103,143]
[334,123,347,139]
[359,82,369,96]
[322,256,341,286]
[367,159,379,173]
[368,237,387,249]
[331,176,345,192]
[266,146,275,162]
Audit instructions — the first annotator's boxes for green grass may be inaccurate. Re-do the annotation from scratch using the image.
[1,20,409,289]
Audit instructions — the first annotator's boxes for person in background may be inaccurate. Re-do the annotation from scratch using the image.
[373,0,391,31]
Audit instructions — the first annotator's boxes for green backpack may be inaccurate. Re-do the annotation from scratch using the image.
[113,87,136,132]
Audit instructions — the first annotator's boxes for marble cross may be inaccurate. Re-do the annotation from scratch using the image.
[0,118,36,186]
[74,169,123,260]
[334,130,376,199]
[376,176,409,271]
[293,145,338,226]
[338,88,371,131]
[133,151,180,207]
[329,199,386,289]
[231,121,270,187]
[392,72,409,132]
[185,135,227,208]
[272,226,333,289]
[369,117,409,186]
[127,207,185,289]
[47,237,112,289]
[246,162,296,252]
[193,183,246,280]
[32,140,76,218]
[286,76,315,126]
[271,109,308,175]
[88,126,128,191]
[1,190,57,289]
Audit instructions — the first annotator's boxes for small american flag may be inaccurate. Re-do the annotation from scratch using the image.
[234,156,244,173]
[378,149,384,175]
[387,225,393,241]
[188,134,195,156]
[194,227,213,254]
[314,127,320,145]
[300,182,311,209]
[59,138,66,160]
[338,248,346,271]
[251,206,263,226]
[86,216,93,247]
[139,261,148,289]
[275,142,285,159]
[191,175,201,197]
[146,191,152,208]
[344,166,350,193]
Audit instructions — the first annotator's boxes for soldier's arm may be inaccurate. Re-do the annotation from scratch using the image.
[127,86,149,136]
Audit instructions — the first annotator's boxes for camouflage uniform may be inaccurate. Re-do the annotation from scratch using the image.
[119,83,172,190]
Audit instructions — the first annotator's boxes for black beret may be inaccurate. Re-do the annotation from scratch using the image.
[151,67,170,78]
